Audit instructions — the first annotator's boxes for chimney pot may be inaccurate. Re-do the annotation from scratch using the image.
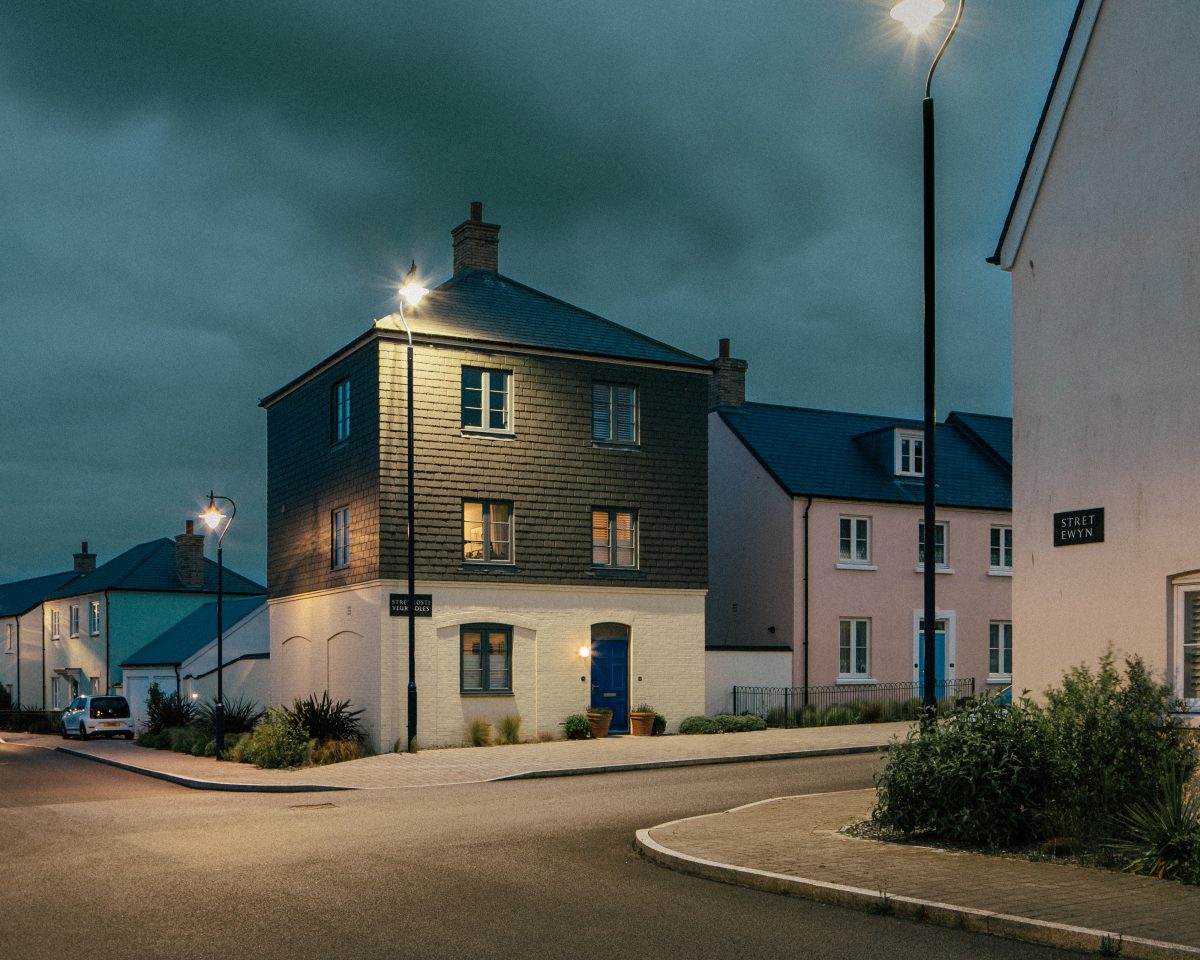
[709,339,748,410]
[451,202,501,274]
[719,338,730,359]
[186,519,194,535]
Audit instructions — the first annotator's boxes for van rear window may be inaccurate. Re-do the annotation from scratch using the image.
[89,697,131,719]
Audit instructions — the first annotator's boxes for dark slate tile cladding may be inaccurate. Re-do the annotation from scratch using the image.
[266,346,380,598]
[377,341,708,590]
[720,403,1011,511]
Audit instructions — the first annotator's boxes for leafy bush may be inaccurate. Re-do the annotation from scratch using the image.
[496,715,521,745]
[467,717,492,747]
[858,701,885,724]
[143,683,196,733]
[290,692,365,744]
[679,715,719,734]
[1042,652,1195,849]
[229,708,307,768]
[873,695,1057,848]
[136,730,164,749]
[652,712,667,736]
[823,705,861,726]
[563,714,590,740]
[1108,771,1200,884]
[197,695,263,735]
[167,726,208,755]
[715,714,767,733]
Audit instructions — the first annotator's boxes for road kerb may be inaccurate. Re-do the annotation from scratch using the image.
[633,816,1200,960]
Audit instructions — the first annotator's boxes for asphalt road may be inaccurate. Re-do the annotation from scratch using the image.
[1,744,1080,960]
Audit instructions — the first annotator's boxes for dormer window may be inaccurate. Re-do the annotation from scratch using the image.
[895,431,924,477]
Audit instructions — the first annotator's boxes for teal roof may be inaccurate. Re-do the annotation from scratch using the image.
[719,404,1011,511]
[46,539,264,599]
[0,570,82,618]
[121,596,266,667]
[408,270,709,368]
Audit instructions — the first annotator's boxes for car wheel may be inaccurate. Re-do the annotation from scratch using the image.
[78,724,89,741]
[60,723,68,740]
[124,732,135,741]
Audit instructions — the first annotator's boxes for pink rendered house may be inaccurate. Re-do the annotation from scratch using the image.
[705,344,1011,713]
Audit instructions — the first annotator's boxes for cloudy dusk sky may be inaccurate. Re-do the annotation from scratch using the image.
[1,1,1077,584]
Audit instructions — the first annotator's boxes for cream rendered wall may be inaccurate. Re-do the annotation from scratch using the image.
[271,581,705,752]
[707,415,795,648]
[704,649,792,715]
[1009,2,1200,698]
[1,608,47,707]
[42,592,107,700]
[800,499,1011,690]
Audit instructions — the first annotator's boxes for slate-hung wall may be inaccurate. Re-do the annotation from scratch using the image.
[377,337,708,589]
[266,343,380,599]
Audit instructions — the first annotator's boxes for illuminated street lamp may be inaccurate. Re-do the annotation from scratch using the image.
[397,262,429,751]
[891,0,964,715]
[200,492,236,757]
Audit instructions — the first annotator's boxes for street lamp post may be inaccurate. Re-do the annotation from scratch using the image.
[200,492,236,757]
[891,0,964,716]
[397,262,430,752]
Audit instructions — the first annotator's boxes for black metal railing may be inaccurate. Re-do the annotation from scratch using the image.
[0,709,61,734]
[732,678,976,728]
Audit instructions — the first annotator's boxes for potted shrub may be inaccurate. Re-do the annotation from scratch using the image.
[629,703,656,736]
[585,706,613,739]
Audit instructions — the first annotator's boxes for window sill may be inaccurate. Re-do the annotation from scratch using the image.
[914,565,955,575]
[835,561,877,571]
[461,563,518,574]
[591,441,640,453]
[986,676,1012,685]
[988,569,1013,578]
[460,690,515,697]
[589,568,644,579]
[836,677,876,685]
[461,428,515,441]
[89,632,100,638]
[330,440,349,452]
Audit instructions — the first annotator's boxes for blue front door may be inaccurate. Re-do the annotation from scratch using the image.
[917,619,947,701]
[591,634,629,733]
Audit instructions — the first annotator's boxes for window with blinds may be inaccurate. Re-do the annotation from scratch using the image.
[592,382,638,444]
[462,500,513,563]
[592,508,637,568]
[460,624,512,694]
[1184,591,1200,701]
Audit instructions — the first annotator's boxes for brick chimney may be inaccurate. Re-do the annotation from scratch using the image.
[175,520,205,590]
[451,201,500,274]
[73,541,96,574]
[709,338,748,409]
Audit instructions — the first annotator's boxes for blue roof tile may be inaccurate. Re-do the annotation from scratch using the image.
[719,404,1011,511]
[121,596,266,667]
[0,570,83,618]
[46,539,264,599]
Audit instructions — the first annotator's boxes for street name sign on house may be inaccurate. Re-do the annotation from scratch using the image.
[1053,508,1104,546]
[389,594,433,617]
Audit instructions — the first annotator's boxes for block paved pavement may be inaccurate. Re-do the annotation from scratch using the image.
[637,788,1200,960]
[0,721,904,791]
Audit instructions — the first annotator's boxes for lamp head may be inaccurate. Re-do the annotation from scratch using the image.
[890,0,945,34]
[399,261,429,308]
[200,494,224,531]
[579,645,591,659]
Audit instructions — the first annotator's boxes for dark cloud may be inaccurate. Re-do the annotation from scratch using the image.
[0,0,1076,582]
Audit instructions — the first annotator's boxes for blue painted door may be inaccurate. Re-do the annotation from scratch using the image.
[591,637,629,733]
[917,620,947,701]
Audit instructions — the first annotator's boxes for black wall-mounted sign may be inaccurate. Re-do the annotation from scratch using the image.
[389,593,433,617]
[1054,508,1104,547]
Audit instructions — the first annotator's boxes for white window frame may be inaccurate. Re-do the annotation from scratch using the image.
[331,506,350,569]
[592,382,639,446]
[988,621,1013,680]
[592,508,638,569]
[333,378,351,444]
[916,521,953,573]
[989,525,1013,576]
[3,623,11,653]
[462,500,515,564]
[895,430,924,477]
[837,516,876,570]
[50,609,61,640]
[461,367,513,434]
[51,676,61,710]
[838,618,871,681]
[69,604,80,638]
[89,600,101,636]
[1170,573,1200,712]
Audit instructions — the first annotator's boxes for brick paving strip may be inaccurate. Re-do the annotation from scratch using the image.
[635,789,1200,960]
[0,721,904,791]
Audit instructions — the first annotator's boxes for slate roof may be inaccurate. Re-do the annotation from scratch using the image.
[948,411,1013,469]
[405,269,709,368]
[718,404,1012,511]
[45,539,264,599]
[0,570,82,618]
[121,596,266,667]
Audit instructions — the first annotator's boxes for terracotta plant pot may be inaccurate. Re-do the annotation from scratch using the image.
[628,711,655,736]
[586,711,612,739]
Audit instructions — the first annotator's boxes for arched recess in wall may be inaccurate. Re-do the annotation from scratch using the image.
[325,630,364,705]
[279,635,314,701]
